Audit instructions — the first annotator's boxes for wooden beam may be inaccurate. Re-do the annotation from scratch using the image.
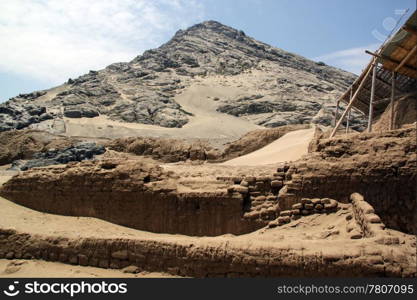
[334,99,340,127]
[365,50,417,73]
[390,71,396,130]
[394,44,417,72]
[330,58,376,138]
[346,88,353,134]
[335,58,374,106]
[368,63,377,132]
[402,25,417,36]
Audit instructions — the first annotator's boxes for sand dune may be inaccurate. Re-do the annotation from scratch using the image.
[222,127,315,166]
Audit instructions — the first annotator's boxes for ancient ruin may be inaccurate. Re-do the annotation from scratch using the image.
[0,10,416,278]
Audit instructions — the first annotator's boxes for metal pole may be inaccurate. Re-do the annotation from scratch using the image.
[346,88,352,134]
[390,71,396,130]
[367,63,377,133]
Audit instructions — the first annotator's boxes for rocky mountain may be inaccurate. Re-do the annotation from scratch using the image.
[0,20,363,142]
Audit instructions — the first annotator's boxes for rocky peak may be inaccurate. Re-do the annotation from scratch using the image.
[175,20,246,39]
[1,20,362,135]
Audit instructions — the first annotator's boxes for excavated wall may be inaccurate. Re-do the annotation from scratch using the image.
[278,126,417,234]
[1,127,415,236]
[0,160,263,236]
[1,228,415,277]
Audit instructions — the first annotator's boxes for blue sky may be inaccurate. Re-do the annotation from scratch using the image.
[0,0,415,102]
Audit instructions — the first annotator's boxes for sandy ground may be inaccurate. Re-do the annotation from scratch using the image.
[0,260,178,278]
[223,127,315,166]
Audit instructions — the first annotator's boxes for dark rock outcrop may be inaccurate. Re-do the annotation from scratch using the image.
[0,130,75,165]
[10,142,105,170]
[107,137,218,162]
[0,101,53,132]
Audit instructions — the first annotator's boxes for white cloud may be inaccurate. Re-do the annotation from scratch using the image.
[313,43,380,75]
[0,0,205,85]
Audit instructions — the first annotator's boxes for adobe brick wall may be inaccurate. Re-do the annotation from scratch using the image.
[277,127,417,234]
[1,228,415,277]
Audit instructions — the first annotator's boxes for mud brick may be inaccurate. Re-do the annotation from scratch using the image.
[257,176,271,182]
[271,180,283,188]
[277,216,291,224]
[291,209,301,215]
[78,254,89,266]
[324,199,338,209]
[255,181,267,190]
[349,230,363,239]
[254,195,266,202]
[304,203,314,210]
[301,209,310,216]
[69,255,78,265]
[280,210,292,217]
[245,176,256,183]
[49,252,57,261]
[365,214,381,223]
[98,259,109,269]
[240,180,249,187]
[59,253,68,263]
[311,198,322,205]
[301,198,312,204]
[268,220,278,228]
[314,204,324,210]
[292,203,302,209]
[233,185,248,194]
[266,195,277,201]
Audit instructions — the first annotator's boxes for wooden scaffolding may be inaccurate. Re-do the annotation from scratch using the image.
[331,10,417,138]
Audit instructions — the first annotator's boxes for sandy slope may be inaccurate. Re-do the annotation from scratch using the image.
[40,77,261,148]
[222,127,315,166]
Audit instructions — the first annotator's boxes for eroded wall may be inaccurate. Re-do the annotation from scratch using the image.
[0,160,264,236]
[278,126,417,234]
